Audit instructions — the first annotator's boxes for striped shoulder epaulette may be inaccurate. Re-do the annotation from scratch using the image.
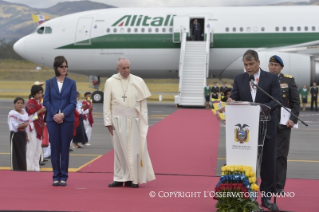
[283,74,293,78]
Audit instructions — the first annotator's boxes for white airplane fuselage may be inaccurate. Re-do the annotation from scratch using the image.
[14,6,319,86]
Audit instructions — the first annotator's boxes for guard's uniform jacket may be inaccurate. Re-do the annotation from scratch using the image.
[211,86,220,99]
[219,86,228,96]
[277,73,300,129]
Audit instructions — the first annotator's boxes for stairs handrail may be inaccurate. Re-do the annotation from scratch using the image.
[205,32,211,78]
[178,29,187,95]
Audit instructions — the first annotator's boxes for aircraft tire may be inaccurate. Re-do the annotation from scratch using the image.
[92,91,103,103]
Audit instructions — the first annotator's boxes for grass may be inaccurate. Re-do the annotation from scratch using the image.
[0,59,233,101]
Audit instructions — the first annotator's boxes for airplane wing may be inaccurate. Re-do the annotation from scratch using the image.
[257,40,319,55]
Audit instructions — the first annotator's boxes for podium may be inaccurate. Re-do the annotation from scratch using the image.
[225,101,270,174]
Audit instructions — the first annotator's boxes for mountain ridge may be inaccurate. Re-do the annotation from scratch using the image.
[0,0,115,39]
[1,0,319,39]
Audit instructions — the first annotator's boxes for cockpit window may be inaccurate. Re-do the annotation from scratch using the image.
[37,27,44,34]
[45,27,52,34]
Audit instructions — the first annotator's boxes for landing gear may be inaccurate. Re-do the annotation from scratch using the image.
[89,75,104,103]
[92,91,103,103]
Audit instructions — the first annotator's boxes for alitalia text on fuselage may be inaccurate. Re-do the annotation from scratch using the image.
[112,15,176,27]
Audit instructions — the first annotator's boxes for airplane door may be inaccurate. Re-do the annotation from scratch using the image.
[75,17,93,45]
[173,16,190,43]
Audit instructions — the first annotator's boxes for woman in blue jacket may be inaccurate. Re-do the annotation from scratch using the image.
[43,56,77,186]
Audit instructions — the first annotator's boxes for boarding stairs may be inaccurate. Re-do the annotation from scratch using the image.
[177,32,211,106]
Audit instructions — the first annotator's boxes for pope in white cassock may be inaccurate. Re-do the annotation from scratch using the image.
[103,57,155,188]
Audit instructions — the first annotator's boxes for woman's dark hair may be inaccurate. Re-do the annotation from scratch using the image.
[77,91,80,95]
[53,56,68,77]
[14,97,24,104]
[31,85,44,98]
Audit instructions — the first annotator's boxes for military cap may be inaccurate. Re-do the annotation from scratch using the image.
[269,55,284,67]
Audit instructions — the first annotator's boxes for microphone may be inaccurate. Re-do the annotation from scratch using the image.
[249,75,256,88]
[249,75,254,83]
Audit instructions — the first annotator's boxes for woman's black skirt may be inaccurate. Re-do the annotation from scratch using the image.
[10,131,27,171]
[73,115,88,144]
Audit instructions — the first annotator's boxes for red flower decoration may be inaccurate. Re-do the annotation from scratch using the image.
[219,184,226,190]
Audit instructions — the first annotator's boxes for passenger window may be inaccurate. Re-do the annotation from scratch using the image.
[113,28,117,33]
[240,27,243,32]
[261,27,265,32]
[305,26,308,31]
[162,28,166,32]
[297,26,301,31]
[148,28,152,32]
[155,28,159,32]
[290,27,294,31]
[127,28,131,33]
[120,28,124,33]
[169,28,173,32]
[253,27,258,32]
[106,28,110,33]
[275,27,279,32]
[37,27,44,34]
[232,27,236,32]
[134,28,138,33]
[225,27,229,32]
[283,27,286,31]
[247,27,251,32]
[141,28,145,33]
[45,27,52,34]
[312,26,316,31]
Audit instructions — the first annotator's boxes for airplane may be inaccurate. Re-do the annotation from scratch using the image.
[14,6,319,105]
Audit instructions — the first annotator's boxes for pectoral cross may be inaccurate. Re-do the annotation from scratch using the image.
[122,94,127,102]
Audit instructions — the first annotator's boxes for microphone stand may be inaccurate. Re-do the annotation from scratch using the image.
[250,79,306,212]
[250,80,308,127]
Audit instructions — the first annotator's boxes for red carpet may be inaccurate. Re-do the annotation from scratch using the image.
[1,109,318,211]
[78,109,220,176]
[1,171,318,212]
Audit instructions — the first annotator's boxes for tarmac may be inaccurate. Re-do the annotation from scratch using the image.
[0,100,177,171]
[1,99,318,180]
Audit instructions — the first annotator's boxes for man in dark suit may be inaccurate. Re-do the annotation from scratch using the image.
[268,55,300,195]
[310,82,318,111]
[192,19,201,41]
[229,50,282,209]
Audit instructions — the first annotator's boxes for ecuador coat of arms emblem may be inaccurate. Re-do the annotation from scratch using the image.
[234,123,250,144]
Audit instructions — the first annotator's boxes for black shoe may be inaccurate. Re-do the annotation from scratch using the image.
[124,181,139,188]
[69,149,73,151]
[276,188,284,195]
[108,181,123,187]
[52,181,59,186]
[43,159,48,162]
[261,197,273,209]
[39,162,45,166]
[60,180,67,186]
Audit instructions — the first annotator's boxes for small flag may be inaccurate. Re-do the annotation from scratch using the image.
[32,14,50,25]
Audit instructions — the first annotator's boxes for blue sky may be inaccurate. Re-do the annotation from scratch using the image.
[3,0,310,8]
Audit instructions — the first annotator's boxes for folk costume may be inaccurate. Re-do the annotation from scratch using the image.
[25,98,45,171]
[8,109,29,171]
[103,73,155,184]
[73,100,88,145]
[82,99,94,143]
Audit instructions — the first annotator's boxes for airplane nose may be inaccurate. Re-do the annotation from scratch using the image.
[13,38,25,57]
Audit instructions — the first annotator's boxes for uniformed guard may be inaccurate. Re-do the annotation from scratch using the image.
[211,82,219,99]
[268,55,300,195]
[219,82,228,97]
[204,82,211,109]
